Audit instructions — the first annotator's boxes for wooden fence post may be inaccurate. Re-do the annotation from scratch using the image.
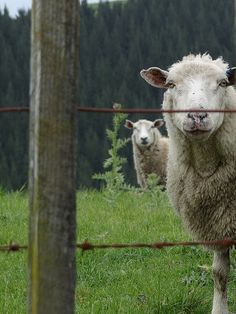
[28,1,79,313]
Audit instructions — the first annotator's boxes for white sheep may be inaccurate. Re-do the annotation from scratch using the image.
[140,54,236,314]
[125,119,169,189]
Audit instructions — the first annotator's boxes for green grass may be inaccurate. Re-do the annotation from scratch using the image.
[0,190,28,313]
[0,189,235,313]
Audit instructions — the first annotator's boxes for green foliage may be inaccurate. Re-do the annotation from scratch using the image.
[146,173,164,191]
[144,173,166,208]
[93,104,130,195]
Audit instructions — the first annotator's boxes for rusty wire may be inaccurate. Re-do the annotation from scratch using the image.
[0,107,29,113]
[0,242,28,252]
[1,239,236,253]
[76,239,236,252]
[76,107,236,114]
[2,106,236,114]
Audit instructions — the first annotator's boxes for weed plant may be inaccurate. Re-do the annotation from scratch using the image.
[93,104,131,203]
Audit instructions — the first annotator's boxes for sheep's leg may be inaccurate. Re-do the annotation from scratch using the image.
[212,249,230,314]
[137,174,145,189]
[136,171,147,189]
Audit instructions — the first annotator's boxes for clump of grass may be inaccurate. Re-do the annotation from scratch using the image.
[146,173,164,191]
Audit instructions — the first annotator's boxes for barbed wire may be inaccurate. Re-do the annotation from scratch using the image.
[76,107,236,114]
[77,239,236,251]
[0,107,29,113]
[0,242,28,252]
[1,239,235,253]
[1,106,236,114]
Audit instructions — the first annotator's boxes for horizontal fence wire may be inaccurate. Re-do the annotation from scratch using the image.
[0,107,29,113]
[77,239,236,251]
[1,239,236,253]
[1,107,236,114]
[77,107,236,114]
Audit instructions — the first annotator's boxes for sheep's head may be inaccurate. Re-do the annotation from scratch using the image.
[125,119,163,148]
[140,54,236,141]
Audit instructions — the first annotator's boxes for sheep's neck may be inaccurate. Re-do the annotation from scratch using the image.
[189,138,221,178]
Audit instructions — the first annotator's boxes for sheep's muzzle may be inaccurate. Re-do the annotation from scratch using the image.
[183,111,213,139]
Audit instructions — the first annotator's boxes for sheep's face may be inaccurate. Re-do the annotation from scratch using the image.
[125,119,163,148]
[140,55,236,142]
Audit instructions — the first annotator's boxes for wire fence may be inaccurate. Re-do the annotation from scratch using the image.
[0,105,235,254]
[1,239,236,253]
[2,106,236,114]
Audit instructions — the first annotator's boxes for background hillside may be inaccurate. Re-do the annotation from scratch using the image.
[0,0,234,189]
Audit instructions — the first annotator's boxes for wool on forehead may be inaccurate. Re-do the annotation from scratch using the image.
[134,119,154,128]
[168,54,229,79]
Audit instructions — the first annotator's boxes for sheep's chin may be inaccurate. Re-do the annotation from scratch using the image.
[183,129,212,141]
[137,143,151,149]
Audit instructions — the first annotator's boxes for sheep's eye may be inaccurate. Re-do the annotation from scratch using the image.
[219,79,228,87]
[167,82,176,89]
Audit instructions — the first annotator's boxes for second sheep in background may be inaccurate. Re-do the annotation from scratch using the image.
[125,119,169,189]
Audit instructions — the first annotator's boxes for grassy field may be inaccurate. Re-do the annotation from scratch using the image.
[0,189,235,313]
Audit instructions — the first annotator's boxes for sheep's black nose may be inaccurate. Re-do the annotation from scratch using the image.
[141,137,148,144]
[187,112,208,121]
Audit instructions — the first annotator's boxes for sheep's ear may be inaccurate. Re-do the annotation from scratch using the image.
[153,119,164,128]
[140,67,168,88]
[125,120,134,129]
[226,67,236,85]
